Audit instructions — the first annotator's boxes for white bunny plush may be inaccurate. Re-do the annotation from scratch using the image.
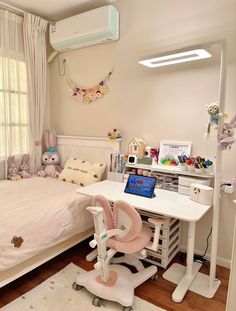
[19,154,32,178]
[7,156,21,181]
[37,129,62,178]
[218,113,236,150]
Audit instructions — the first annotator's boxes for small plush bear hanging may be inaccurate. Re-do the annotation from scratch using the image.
[205,102,227,135]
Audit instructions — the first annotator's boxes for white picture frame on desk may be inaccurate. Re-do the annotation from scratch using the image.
[158,140,192,166]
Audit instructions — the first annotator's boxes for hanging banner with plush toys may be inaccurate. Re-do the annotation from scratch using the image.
[67,69,113,104]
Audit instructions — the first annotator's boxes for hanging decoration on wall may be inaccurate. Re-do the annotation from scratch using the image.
[67,69,113,104]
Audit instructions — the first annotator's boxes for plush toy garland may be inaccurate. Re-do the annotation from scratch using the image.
[67,69,113,104]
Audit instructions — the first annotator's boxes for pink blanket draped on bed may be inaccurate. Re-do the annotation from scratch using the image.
[0,177,93,271]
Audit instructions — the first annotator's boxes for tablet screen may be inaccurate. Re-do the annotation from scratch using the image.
[124,175,157,198]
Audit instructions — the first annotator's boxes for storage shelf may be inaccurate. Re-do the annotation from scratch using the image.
[125,163,214,179]
[137,210,181,269]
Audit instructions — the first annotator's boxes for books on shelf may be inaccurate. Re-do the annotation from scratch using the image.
[110,152,127,173]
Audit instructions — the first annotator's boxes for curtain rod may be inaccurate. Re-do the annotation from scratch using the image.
[0,1,24,16]
[0,1,51,21]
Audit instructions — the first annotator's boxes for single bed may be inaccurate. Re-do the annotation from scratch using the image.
[0,135,121,287]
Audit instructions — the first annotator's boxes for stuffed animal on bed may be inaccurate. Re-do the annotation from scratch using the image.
[19,154,32,178]
[7,156,21,181]
[37,129,62,178]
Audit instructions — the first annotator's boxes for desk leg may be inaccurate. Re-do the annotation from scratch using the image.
[171,221,202,303]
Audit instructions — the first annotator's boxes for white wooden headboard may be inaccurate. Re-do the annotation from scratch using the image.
[57,135,121,171]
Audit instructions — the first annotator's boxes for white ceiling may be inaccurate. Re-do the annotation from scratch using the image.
[2,0,116,21]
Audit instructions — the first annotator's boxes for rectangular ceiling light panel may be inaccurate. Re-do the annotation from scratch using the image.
[139,49,212,68]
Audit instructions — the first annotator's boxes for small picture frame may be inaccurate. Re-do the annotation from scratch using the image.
[158,141,192,166]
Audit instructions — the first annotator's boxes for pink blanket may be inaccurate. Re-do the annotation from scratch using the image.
[0,177,93,271]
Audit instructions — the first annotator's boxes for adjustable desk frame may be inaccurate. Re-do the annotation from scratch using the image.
[76,180,213,303]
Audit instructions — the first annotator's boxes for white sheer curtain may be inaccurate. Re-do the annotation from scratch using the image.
[0,10,29,179]
[23,13,48,173]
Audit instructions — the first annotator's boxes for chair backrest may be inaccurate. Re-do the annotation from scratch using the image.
[92,196,143,242]
[113,200,142,242]
[92,195,114,230]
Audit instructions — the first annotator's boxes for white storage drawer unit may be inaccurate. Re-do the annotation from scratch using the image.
[138,210,181,269]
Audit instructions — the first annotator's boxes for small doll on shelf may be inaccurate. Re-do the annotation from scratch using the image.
[107,128,122,140]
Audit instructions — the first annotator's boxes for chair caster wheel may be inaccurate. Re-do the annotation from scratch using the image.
[151,273,158,280]
[123,306,133,311]
[72,282,82,291]
[92,296,103,307]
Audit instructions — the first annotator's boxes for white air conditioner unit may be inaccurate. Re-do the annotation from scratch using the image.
[49,5,119,52]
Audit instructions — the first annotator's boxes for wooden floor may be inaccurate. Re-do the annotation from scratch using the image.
[0,239,230,311]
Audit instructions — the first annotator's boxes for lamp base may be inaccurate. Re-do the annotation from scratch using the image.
[163,263,221,299]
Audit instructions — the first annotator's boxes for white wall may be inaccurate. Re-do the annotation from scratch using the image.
[49,0,236,266]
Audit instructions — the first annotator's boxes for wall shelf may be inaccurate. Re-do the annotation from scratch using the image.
[125,163,214,179]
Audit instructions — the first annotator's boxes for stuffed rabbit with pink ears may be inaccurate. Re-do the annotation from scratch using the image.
[37,129,62,178]
[218,113,236,150]
[7,156,21,181]
[19,154,32,178]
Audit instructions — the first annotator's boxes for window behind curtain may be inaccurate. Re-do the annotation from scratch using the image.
[0,10,29,161]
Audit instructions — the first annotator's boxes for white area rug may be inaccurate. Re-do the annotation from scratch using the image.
[0,263,166,311]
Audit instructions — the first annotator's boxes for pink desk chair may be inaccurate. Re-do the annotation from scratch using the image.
[73,195,163,311]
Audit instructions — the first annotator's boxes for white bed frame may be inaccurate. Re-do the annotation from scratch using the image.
[0,135,121,288]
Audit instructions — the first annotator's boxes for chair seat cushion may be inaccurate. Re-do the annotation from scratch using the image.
[106,225,152,254]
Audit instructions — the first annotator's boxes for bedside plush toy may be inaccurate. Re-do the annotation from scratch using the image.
[37,129,62,178]
[7,156,21,181]
[218,113,236,150]
[206,102,227,135]
[19,154,31,178]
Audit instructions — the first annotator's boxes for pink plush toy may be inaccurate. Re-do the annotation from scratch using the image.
[37,129,62,178]
[19,154,31,178]
[7,156,21,181]
[218,113,236,150]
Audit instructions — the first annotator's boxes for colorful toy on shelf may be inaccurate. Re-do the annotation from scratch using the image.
[107,128,122,140]
[160,155,178,166]
[150,147,159,163]
[206,102,227,135]
[218,113,236,150]
[128,137,146,156]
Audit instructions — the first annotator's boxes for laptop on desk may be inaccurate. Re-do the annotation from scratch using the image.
[124,174,157,198]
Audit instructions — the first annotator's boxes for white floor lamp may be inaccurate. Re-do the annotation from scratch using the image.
[139,40,227,300]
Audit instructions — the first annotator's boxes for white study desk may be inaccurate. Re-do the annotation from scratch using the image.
[76,180,212,303]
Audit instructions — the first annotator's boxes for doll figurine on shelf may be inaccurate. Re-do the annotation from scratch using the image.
[37,129,62,178]
[107,128,122,140]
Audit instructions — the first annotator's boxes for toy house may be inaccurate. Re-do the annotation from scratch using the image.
[128,137,146,156]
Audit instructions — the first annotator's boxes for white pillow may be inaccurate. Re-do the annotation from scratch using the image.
[59,157,106,186]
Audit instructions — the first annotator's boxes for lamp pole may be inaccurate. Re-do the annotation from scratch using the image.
[209,40,227,291]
